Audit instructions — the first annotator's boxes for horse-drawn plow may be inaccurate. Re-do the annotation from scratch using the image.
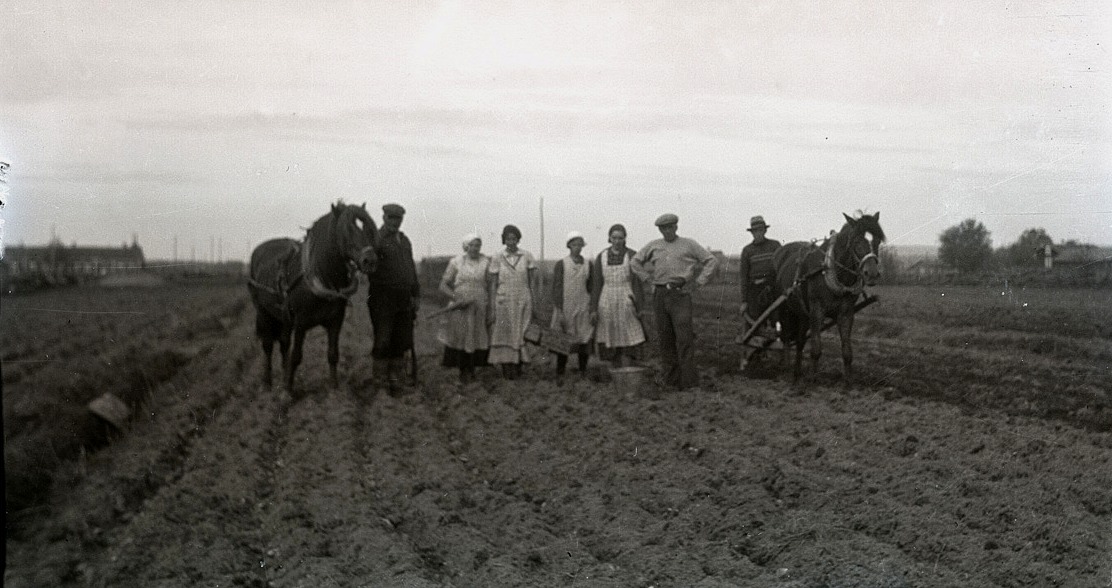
[737,292,879,371]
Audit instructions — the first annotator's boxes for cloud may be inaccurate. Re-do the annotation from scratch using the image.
[20,168,199,187]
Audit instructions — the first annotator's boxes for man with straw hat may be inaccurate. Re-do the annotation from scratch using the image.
[739,215,781,341]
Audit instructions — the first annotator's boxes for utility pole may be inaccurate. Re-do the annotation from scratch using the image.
[539,196,545,262]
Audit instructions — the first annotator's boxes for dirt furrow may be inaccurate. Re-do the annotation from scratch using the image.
[5,290,259,587]
[6,282,1112,587]
[79,379,281,587]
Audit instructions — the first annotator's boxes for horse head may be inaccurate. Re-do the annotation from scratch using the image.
[841,212,885,287]
[333,202,378,275]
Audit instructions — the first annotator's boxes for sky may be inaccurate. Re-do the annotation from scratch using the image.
[1,0,1110,262]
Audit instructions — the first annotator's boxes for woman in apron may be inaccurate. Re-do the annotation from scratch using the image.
[550,231,594,376]
[590,224,646,367]
[438,233,491,383]
[488,224,538,380]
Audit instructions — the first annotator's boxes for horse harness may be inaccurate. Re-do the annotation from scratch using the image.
[299,232,360,300]
[822,229,876,296]
[248,235,359,316]
[785,231,871,318]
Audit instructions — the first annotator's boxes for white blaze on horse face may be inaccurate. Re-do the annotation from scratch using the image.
[344,211,377,274]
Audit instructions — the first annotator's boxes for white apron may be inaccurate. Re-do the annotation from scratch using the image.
[550,256,593,344]
[596,251,646,348]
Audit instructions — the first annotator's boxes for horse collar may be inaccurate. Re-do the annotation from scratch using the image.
[823,231,864,296]
[302,232,359,300]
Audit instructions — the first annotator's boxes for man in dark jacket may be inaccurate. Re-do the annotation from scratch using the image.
[739,215,781,333]
[367,203,420,394]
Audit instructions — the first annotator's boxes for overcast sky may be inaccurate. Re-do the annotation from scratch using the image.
[2,0,1109,261]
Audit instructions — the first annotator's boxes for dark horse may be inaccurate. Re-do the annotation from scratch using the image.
[248,202,378,391]
[771,212,885,384]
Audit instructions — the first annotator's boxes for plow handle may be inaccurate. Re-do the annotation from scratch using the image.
[738,294,788,345]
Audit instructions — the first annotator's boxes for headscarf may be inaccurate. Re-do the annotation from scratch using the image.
[461,233,481,252]
[501,224,522,244]
[565,231,585,247]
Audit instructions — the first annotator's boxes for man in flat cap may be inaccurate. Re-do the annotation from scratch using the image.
[367,203,420,394]
[631,213,719,390]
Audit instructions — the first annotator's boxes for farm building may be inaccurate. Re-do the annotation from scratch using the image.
[1,239,146,288]
[1038,244,1112,283]
[1040,243,1112,269]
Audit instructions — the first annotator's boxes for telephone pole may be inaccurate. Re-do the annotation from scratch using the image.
[539,196,545,262]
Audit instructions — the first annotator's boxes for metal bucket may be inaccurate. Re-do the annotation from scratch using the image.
[610,366,648,396]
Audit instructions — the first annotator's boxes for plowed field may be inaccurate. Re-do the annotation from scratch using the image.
[4,281,1111,587]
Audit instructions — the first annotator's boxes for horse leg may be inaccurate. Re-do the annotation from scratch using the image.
[808,305,824,379]
[837,307,855,386]
[256,313,273,388]
[792,320,806,383]
[325,320,342,389]
[287,326,307,392]
[261,338,274,388]
[278,326,291,374]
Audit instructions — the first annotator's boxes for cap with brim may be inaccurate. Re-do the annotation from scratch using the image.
[655,213,679,226]
[383,203,406,216]
[747,215,769,231]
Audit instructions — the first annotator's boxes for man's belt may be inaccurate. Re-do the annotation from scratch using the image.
[655,282,685,290]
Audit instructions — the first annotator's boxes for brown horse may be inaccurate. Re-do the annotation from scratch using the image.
[248,202,378,391]
[771,212,885,384]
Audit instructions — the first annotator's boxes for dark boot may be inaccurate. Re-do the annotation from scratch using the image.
[577,348,589,373]
[459,353,475,384]
[555,353,568,376]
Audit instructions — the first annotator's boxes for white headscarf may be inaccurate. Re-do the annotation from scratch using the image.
[461,233,481,252]
[565,231,585,247]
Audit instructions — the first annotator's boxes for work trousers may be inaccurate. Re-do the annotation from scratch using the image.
[367,287,415,359]
[744,277,778,325]
[652,286,699,389]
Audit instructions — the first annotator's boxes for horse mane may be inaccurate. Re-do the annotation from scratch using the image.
[298,201,375,295]
[842,212,886,244]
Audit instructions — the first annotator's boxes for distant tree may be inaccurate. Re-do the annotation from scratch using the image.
[939,218,993,273]
[1002,228,1053,266]
[878,246,900,284]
